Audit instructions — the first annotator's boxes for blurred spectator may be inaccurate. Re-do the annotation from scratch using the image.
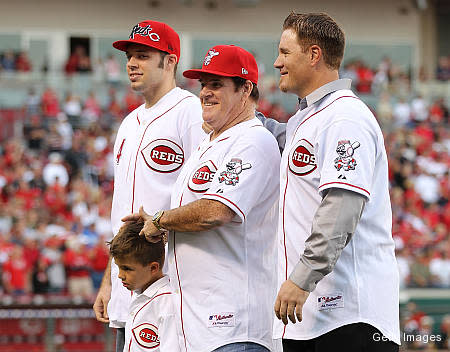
[41,87,60,122]
[2,244,31,294]
[436,56,450,81]
[376,92,394,132]
[409,249,434,287]
[23,87,41,118]
[63,93,82,129]
[15,51,32,72]
[63,237,93,301]
[340,60,359,89]
[32,256,50,294]
[89,237,109,290]
[56,113,73,151]
[104,53,121,86]
[429,97,449,125]
[65,45,92,75]
[46,123,64,153]
[1,50,16,71]
[355,59,374,93]
[393,97,411,127]
[437,315,450,350]
[429,250,450,287]
[41,236,66,293]
[43,153,69,187]
[410,94,429,123]
[81,91,102,126]
[23,115,46,152]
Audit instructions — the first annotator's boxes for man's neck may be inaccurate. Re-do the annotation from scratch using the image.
[210,105,255,141]
[144,79,176,109]
[300,69,339,99]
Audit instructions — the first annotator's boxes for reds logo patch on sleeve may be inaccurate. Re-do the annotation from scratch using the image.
[218,158,251,186]
[288,139,317,176]
[334,140,360,171]
[132,323,160,349]
[141,139,184,173]
[188,160,217,193]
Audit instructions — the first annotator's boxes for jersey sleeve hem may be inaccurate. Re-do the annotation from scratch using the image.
[203,193,245,222]
[318,182,370,200]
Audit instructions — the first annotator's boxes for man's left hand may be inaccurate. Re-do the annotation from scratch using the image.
[121,206,164,243]
[274,280,310,325]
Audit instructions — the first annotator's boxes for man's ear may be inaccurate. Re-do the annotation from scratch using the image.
[309,45,322,66]
[243,80,253,98]
[166,54,178,71]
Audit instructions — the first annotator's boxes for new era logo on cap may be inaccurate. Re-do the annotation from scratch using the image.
[183,45,258,84]
[113,20,180,62]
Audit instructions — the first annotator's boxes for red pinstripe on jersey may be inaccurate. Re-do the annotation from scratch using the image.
[131,96,193,212]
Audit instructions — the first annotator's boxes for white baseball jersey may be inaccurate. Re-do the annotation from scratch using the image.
[274,83,400,344]
[124,276,182,352]
[109,87,204,328]
[168,118,280,352]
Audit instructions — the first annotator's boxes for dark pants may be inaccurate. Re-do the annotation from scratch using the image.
[282,323,399,352]
[115,327,125,352]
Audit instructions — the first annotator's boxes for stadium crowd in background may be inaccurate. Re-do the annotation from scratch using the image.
[0,52,448,348]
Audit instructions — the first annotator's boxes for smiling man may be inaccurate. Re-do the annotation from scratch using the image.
[92,20,205,352]
[272,12,400,352]
[123,45,280,352]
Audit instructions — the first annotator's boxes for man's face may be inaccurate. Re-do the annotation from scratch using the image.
[198,74,244,132]
[115,256,153,292]
[274,29,311,97]
[126,44,165,95]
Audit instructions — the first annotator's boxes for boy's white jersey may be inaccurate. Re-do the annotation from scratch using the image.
[124,276,182,352]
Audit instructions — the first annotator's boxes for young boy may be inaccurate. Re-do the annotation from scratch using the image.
[109,221,181,352]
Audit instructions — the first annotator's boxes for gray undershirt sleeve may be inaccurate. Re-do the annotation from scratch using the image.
[289,188,366,292]
[255,111,286,153]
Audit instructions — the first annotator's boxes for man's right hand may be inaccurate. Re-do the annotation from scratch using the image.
[93,278,112,323]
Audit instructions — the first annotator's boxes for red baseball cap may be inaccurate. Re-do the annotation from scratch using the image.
[183,45,258,84]
[113,20,180,62]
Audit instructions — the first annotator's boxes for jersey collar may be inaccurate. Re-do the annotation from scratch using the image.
[298,78,352,111]
[135,275,170,298]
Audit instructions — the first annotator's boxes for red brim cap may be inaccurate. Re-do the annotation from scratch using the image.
[112,20,180,62]
[183,68,247,80]
[183,44,258,84]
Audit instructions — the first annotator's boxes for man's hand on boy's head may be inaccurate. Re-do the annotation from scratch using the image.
[121,206,165,243]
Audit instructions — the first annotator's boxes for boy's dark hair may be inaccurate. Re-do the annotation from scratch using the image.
[283,12,345,70]
[109,220,165,267]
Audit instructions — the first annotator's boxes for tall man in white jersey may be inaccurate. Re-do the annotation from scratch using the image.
[123,44,280,352]
[92,20,205,352]
[272,13,400,352]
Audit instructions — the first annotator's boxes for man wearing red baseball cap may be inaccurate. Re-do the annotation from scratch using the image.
[123,44,281,352]
[92,20,205,352]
